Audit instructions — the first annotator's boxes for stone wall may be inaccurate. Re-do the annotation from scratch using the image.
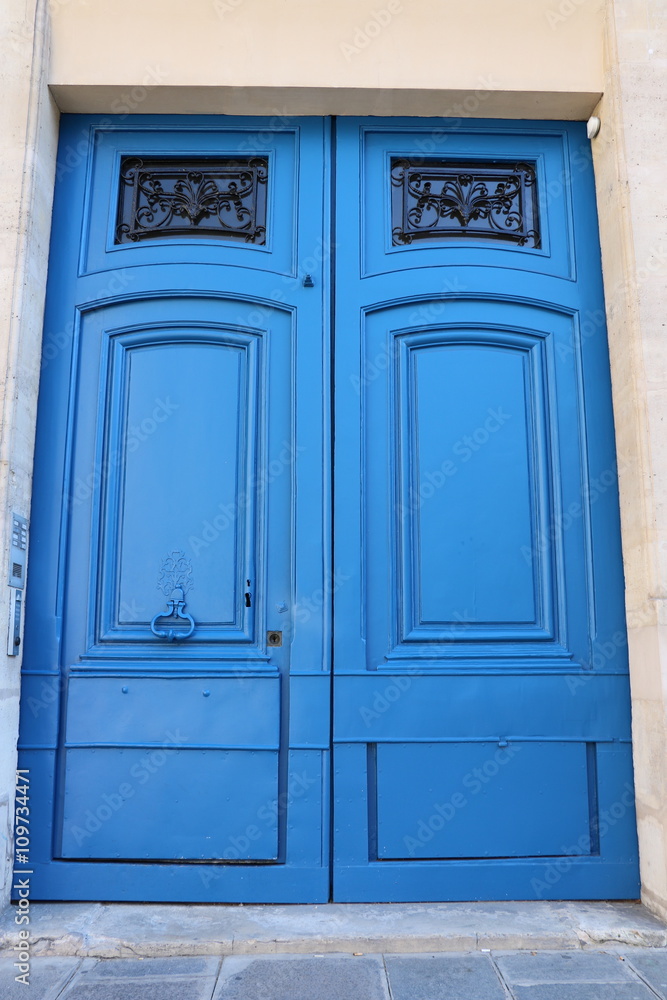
[0,0,58,904]
[593,0,667,920]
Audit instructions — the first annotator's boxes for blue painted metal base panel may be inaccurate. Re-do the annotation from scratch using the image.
[60,749,280,861]
[28,862,330,904]
[376,741,591,860]
[333,740,639,902]
[18,747,330,903]
[333,863,641,904]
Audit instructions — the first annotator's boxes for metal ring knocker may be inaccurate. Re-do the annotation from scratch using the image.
[150,586,195,642]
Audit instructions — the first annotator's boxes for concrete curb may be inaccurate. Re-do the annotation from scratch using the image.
[1,901,666,957]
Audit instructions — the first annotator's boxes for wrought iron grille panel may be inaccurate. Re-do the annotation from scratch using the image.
[115,156,268,244]
[391,159,540,248]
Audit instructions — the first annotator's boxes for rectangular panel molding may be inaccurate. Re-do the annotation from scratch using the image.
[396,328,552,644]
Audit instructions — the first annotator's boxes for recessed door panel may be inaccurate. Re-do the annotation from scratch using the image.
[395,330,552,642]
[360,299,583,665]
[409,341,535,628]
[68,296,293,660]
[376,741,591,860]
[60,747,279,861]
[108,334,256,637]
[118,340,248,628]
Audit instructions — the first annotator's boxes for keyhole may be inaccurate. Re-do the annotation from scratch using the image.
[245,592,252,607]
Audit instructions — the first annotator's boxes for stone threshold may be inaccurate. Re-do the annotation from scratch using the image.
[1,901,666,957]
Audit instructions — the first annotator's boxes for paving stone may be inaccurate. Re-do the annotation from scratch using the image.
[213,954,389,1000]
[511,985,657,1000]
[625,949,667,996]
[495,949,636,983]
[82,956,219,977]
[59,979,216,1000]
[0,954,80,1000]
[385,953,507,999]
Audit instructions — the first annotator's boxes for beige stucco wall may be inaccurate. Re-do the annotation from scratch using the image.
[2,0,667,920]
[592,0,667,920]
[48,0,606,118]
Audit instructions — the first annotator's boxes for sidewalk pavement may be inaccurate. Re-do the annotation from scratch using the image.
[2,902,667,956]
[4,948,667,999]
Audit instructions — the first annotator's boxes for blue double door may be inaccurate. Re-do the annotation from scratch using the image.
[20,116,639,903]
